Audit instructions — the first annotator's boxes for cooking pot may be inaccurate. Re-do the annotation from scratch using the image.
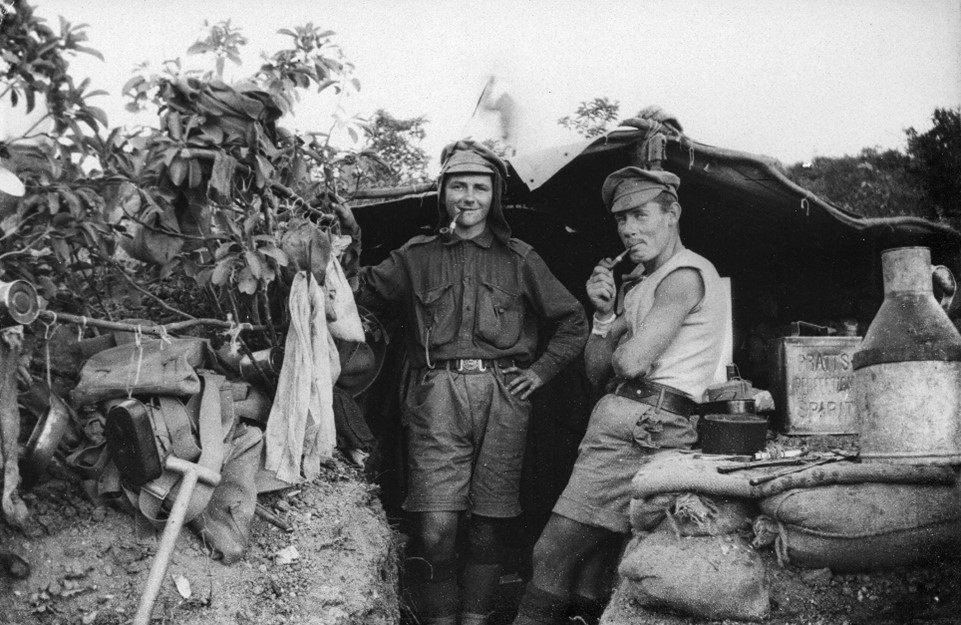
[699,414,768,455]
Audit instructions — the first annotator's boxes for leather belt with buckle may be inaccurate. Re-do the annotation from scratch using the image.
[432,358,517,373]
[613,378,696,417]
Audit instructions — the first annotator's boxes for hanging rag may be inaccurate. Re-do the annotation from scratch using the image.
[264,271,340,483]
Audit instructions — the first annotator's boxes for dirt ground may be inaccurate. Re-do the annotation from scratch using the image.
[4,443,961,625]
[0,457,399,625]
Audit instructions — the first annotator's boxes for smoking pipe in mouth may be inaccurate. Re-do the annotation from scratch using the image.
[611,247,631,265]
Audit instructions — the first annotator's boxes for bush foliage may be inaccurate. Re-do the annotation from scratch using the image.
[0,1,402,345]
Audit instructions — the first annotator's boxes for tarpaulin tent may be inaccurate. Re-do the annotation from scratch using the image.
[350,117,961,542]
[353,117,959,347]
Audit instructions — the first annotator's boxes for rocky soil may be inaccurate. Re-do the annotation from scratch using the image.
[0,457,399,625]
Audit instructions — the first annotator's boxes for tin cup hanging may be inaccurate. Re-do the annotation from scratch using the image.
[0,280,39,327]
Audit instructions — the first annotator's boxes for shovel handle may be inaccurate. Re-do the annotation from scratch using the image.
[133,459,220,625]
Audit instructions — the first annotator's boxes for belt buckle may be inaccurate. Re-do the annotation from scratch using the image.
[459,358,485,372]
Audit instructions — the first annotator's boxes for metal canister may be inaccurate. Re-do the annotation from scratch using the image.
[853,247,961,464]
[0,280,39,326]
[769,336,862,435]
[239,347,284,386]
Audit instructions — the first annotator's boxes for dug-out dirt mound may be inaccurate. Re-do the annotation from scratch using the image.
[0,459,399,625]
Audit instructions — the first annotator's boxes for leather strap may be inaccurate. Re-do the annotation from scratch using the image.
[430,358,518,373]
[613,378,696,417]
[154,396,201,462]
[135,373,233,528]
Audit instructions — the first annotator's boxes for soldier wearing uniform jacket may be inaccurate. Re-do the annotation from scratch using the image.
[339,140,588,625]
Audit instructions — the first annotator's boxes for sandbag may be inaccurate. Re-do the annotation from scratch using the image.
[630,449,957,503]
[618,528,769,622]
[630,492,755,535]
[759,482,961,572]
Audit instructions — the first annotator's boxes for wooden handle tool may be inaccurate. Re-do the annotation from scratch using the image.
[133,456,222,625]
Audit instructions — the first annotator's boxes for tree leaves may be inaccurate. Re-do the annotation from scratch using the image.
[237,267,258,294]
[244,249,267,280]
[253,155,274,189]
[212,256,237,286]
[558,97,621,138]
[259,245,289,267]
[209,151,237,200]
[168,157,187,186]
[1,12,372,328]
[187,158,202,188]
[906,107,961,228]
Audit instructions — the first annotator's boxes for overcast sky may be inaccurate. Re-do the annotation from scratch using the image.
[14,0,961,168]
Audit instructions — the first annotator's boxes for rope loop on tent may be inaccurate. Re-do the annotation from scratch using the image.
[801,197,810,217]
[688,146,695,170]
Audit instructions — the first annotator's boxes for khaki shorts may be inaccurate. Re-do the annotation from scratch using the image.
[402,367,531,517]
[553,393,697,533]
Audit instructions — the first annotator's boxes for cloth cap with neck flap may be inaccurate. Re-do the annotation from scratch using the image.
[602,166,680,213]
[436,139,511,242]
[438,139,508,181]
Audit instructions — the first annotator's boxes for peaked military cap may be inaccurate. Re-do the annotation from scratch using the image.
[601,166,680,212]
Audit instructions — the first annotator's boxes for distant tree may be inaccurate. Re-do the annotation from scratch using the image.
[480,138,512,160]
[356,109,430,188]
[558,97,620,138]
[185,19,247,79]
[786,148,932,220]
[906,107,961,229]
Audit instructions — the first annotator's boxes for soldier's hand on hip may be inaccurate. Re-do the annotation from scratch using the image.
[586,259,617,316]
[503,367,543,400]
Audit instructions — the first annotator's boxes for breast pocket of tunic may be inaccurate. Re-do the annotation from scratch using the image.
[415,283,456,347]
[476,281,523,349]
